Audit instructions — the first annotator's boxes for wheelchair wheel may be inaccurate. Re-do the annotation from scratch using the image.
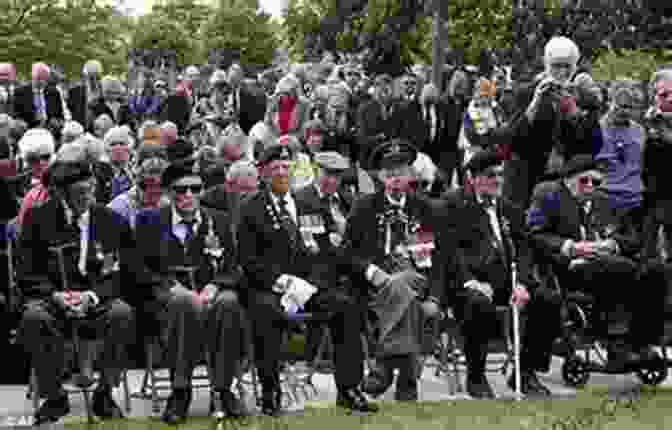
[562,355,590,387]
[636,358,668,386]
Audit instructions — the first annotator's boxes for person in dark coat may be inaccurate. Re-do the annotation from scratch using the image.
[16,160,134,423]
[133,159,248,423]
[237,145,378,415]
[431,150,561,398]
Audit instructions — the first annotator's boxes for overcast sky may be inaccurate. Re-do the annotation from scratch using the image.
[131,0,284,17]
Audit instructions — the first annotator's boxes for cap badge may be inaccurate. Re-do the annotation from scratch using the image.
[389,143,401,154]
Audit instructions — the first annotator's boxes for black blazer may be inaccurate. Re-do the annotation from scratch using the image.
[237,85,267,135]
[16,200,135,302]
[356,99,397,168]
[12,84,64,128]
[132,205,237,305]
[237,189,313,292]
[431,189,535,305]
[527,181,639,265]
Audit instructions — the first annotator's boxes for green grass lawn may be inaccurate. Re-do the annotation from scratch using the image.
[63,386,672,430]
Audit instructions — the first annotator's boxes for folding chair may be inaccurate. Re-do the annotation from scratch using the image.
[131,265,217,414]
[28,242,131,421]
[429,305,519,395]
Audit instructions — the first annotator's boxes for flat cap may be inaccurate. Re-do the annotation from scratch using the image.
[369,139,418,170]
[161,159,200,187]
[464,149,502,175]
[314,151,349,171]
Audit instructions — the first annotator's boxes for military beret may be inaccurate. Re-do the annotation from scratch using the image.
[559,154,598,178]
[161,159,200,187]
[45,161,93,188]
[258,143,294,165]
[314,151,349,171]
[368,139,418,170]
[374,74,393,86]
[464,149,502,175]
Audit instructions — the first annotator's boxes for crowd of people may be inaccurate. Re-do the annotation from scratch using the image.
[0,34,672,425]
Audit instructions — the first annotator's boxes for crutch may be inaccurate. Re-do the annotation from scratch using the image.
[511,261,522,401]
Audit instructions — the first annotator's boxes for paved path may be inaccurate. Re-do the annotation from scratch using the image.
[1,352,668,421]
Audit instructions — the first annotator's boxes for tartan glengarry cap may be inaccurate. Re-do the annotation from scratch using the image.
[369,138,418,170]
[161,159,200,187]
[314,151,349,171]
[464,149,502,175]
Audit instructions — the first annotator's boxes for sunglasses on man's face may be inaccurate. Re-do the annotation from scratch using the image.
[172,184,203,194]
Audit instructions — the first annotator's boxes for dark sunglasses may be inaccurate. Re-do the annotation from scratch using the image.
[108,141,127,147]
[172,184,203,194]
[28,153,51,162]
[578,175,602,187]
[139,181,161,191]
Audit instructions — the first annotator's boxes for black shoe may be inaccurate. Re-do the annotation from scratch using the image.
[608,344,643,369]
[211,390,246,418]
[161,389,191,425]
[34,394,70,425]
[261,390,282,416]
[92,387,124,419]
[508,371,551,397]
[336,388,379,413]
[466,374,495,399]
[361,363,393,398]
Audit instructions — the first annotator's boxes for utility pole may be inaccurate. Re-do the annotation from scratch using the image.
[431,0,446,91]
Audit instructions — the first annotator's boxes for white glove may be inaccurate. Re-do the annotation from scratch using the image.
[81,290,100,307]
[465,280,493,301]
[279,276,317,313]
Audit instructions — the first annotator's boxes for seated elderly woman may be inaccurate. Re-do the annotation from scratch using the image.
[107,149,169,229]
[16,128,56,227]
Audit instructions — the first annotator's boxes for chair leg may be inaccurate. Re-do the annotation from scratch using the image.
[31,367,40,411]
[122,369,132,414]
[82,388,94,424]
[148,344,161,415]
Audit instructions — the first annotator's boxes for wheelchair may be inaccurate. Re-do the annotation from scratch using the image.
[538,262,669,388]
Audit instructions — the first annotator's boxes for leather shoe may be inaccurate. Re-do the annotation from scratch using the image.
[508,371,551,397]
[211,390,246,418]
[261,390,282,416]
[161,389,191,425]
[336,388,379,413]
[34,394,70,425]
[92,388,124,419]
[466,374,495,399]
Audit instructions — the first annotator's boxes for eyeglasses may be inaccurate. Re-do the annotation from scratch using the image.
[108,141,127,147]
[578,175,602,187]
[28,153,50,162]
[172,184,203,194]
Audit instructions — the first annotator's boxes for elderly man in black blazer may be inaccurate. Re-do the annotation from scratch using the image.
[238,145,378,415]
[13,63,64,131]
[134,159,248,424]
[431,150,562,399]
[17,161,134,423]
[527,154,664,368]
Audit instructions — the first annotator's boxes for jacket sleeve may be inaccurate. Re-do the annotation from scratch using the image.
[237,203,283,291]
[98,212,135,303]
[16,206,54,299]
[526,182,570,258]
[132,211,172,299]
[340,196,374,279]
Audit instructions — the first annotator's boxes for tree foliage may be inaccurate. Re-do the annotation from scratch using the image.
[0,0,125,79]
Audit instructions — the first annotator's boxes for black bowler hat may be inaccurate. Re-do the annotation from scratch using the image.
[44,161,93,188]
[161,158,200,187]
[368,139,418,170]
[464,149,503,175]
[258,143,294,166]
[558,154,598,178]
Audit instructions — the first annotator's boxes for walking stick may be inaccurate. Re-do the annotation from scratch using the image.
[511,261,522,401]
